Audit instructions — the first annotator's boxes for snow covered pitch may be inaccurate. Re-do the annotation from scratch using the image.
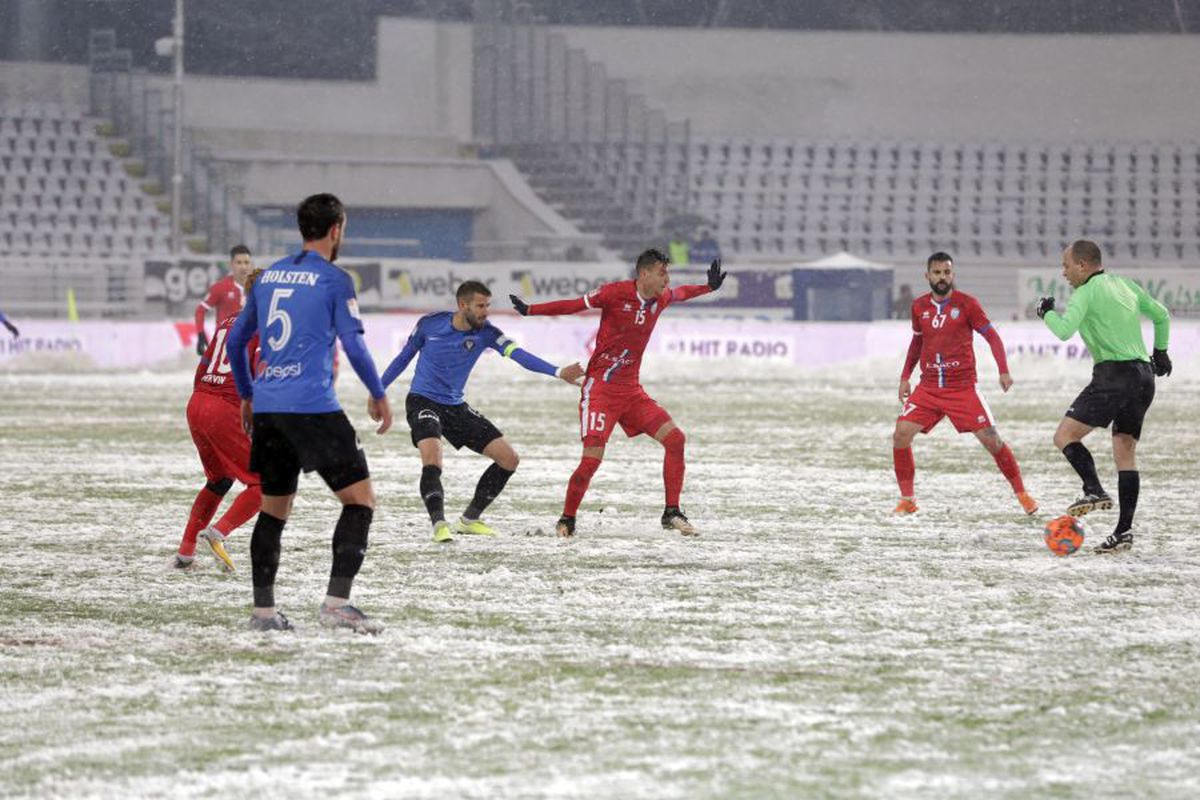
[1,355,1198,798]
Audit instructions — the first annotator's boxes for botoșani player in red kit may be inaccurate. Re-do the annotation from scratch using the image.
[511,249,726,537]
[892,251,1037,516]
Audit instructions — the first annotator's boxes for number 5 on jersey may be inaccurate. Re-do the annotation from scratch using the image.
[266,288,295,351]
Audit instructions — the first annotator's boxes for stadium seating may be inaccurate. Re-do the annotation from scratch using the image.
[0,102,171,258]
[565,135,1200,262]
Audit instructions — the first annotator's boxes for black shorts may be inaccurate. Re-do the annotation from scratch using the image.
[250,412,370,496]
[406,393,502,453]
[1066,360,1156,440]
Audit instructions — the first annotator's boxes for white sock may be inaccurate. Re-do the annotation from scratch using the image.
[323,595,348,609]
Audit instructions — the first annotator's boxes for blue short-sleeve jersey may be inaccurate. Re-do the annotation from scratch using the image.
[237,250,363,413]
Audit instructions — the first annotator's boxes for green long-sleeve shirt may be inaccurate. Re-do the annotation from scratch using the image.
[1043,271,1170,363]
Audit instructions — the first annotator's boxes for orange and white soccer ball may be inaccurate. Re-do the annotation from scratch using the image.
[1043,515,1088,556]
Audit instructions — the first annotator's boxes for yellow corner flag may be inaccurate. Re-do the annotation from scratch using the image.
[67,287,79,322]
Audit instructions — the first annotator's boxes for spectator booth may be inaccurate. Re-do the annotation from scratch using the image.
[790,251,894,321]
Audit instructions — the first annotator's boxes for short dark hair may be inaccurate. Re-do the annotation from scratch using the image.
[229,244,251,259]
[456,280,491,303]
[926,251,953,268]
[636,248,669,273]
[296,193,345,241]
[1071,240,1103,267]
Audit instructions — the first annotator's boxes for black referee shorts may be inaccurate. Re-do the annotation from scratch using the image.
[406,393,503,453]
[1066,360,1156,440]
[250,411,370,496]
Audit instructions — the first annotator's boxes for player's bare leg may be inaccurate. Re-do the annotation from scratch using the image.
[456,437,518,537]
[654,421,696,535]
[417,437,452,542]
[891,420,922,513]
[1053,417,1113,516]
[1096,433,1138,553]
[972,426,1037,514]
[559,445,604,537]
[248,493,296,631]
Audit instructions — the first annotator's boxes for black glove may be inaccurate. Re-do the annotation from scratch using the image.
[195,330,209,356]
[1035,296,1055,319]
[1151,348,1172,377]
[3,320,18,339]
[510,294,530,317]
[707,258,726,291]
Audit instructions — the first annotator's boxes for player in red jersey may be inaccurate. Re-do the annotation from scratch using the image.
[194,244,255,356]
[174,268,263,571]
[892,252,1037,515]
[511,249,726,537]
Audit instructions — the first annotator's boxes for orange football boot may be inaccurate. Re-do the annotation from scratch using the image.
[893,498,919,514]
[1017,491,1039,516]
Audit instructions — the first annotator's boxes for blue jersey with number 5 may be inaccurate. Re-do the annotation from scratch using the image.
[234,250,363,413]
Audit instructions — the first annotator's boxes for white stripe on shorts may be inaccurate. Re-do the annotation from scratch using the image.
[974,385,995,426]
[580,377,594,439]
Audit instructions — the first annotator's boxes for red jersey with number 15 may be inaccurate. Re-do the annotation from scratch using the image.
[583,280,711,385]
[526,279,711,385]
[194,314,259,404]
[910,290,992,389]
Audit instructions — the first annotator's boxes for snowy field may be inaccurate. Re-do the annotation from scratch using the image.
[2,353,1199,799]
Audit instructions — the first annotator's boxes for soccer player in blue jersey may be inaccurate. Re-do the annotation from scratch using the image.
[228,193,392,634]
[382,280,584,542]
[0,308,18,338]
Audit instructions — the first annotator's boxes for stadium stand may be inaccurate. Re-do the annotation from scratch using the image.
[0,101,172,257]
[514,134,1200,264]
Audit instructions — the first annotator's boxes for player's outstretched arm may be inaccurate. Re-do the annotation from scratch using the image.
[511,294,590,316]
[381,327,423,389]
[666,259,726,304]
[498,338,577,382]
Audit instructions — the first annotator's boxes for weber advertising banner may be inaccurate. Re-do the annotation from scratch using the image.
[142,256,797,317]
[1017,268,1200,319]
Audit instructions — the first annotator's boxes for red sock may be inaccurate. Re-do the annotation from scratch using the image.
[662,428,686,507]
[992,444,1026,494]
[213,485,262,537]
[563,456,601,516]
[178,487,223,557]
[893,447,915,497]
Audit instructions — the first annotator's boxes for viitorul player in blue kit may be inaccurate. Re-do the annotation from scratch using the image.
[382,280,584,542]
[228,193,392,635]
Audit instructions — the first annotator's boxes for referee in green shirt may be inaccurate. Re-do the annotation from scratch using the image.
[1037,240,1172,553]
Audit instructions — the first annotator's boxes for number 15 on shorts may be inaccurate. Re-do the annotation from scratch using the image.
[586,411,607,433]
